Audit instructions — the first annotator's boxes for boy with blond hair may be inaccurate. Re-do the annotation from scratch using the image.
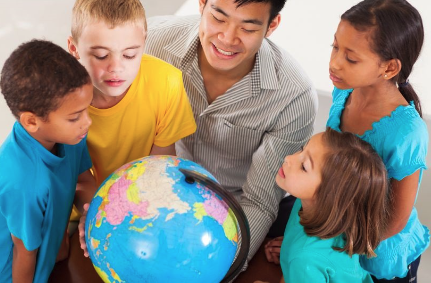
[67,0,196,188]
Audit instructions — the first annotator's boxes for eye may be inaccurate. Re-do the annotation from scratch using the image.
[346,56,357,64]
[242,28,257,34]
[302,164,307,172]
[68,117,80,122]
[94,55,108,60]
[299,146,304,152]
[68,114,81,122]
[330,44,339,51]
[211,13,224,23]
[124,54,136,60]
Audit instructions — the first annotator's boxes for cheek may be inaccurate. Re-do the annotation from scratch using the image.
[86,61,105,78]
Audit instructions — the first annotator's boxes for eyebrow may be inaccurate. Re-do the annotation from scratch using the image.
[90,45,142,51]
[211,4,264,25]
[68,108,87,115]
[334,35,357,54]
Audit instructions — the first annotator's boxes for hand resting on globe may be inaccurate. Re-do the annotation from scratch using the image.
[78,203,90,257]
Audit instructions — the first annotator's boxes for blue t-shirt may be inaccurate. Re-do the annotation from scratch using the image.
[326,87,430,279]
[280,199,373,282]
[0,122,92,282]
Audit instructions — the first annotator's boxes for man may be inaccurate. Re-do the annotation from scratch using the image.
[145,0,317,265]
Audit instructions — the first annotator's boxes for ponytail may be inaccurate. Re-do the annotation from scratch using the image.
[398,80,422,117]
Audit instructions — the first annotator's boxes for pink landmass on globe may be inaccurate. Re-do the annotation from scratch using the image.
[104,177,150,225]
[202,190,229,225]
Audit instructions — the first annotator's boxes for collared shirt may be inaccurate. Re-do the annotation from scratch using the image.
[145,15,318,261]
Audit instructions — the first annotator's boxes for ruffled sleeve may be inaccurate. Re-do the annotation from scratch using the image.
[381,111,428,180]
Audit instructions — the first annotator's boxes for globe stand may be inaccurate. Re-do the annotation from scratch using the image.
[179,169,251,282]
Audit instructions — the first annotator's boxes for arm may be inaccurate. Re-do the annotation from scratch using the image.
[75,170,96,257]
[149,144,176,156]
[12,234,37,283]
[74,169,97,214]
[383,171,420,239]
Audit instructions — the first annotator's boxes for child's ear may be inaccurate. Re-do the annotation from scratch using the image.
[67,36,80,59]
[383,59,401,80]
[19,112,40,133]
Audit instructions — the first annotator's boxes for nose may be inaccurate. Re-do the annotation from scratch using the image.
[107,55,123,73]
[329,49,341,71]
[82,109,92,128]
[218,25,239,46]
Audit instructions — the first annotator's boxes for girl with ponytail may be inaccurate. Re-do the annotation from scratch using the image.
[325,0,429,281]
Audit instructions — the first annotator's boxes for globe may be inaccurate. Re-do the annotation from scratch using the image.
[85,155,249,283]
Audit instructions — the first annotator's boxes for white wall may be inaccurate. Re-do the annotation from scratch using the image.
[177,0,431,114]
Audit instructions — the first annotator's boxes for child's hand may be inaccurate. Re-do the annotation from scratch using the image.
[78,203,90,257]
[264,236,284,264]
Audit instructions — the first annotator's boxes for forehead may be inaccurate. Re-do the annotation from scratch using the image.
[335,20,376,55]
[307,133,328,167]
[78,21,146,48]
[207,0,271,23]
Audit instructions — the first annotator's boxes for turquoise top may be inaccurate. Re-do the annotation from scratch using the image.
[280,199,373,283]
[0,122,92,282]
[326,87,430,279]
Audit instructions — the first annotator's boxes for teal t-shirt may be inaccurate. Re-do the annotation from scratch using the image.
[0,122,92,283]
[280,199,373,283]
[326,87,430,279]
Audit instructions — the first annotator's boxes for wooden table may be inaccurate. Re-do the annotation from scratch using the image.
[49,231,282,283]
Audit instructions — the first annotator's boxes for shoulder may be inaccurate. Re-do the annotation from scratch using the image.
[0,136,38,191]
[262,39,315,95]
[381,106,428,145]
[140,54,182,76]
[138,55,183,91]
[147,15,199,43]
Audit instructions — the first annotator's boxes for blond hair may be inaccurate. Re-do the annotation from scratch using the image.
[71,0,147,41]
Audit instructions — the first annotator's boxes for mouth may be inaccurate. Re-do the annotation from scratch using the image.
[104,79,125,87]
[329,71,342,83]
[212,43,238,57]
[278,167,285,179]
[79,131,88,139]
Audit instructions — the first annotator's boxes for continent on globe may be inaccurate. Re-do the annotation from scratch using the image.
[85,155,249,283]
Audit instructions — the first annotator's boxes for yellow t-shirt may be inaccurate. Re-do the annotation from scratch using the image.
[88,54,196,186]
[70,55,196,221]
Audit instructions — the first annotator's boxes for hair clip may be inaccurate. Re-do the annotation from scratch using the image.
[399,79,410,87]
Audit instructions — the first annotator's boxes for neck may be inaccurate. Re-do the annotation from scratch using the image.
[354,82,402,105]
[300,199,315,214]
[91,88,128,109]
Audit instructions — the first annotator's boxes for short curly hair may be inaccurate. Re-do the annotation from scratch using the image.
[0,39,91,120]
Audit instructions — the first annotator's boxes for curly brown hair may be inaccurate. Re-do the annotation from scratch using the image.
[299,128,390,258]
[0,39,90,120]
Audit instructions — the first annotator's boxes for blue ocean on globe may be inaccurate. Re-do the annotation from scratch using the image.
[85,155,240,283]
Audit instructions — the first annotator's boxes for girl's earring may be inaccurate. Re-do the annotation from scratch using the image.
[384,74,388,78]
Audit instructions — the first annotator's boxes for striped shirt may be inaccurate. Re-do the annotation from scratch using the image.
[146,15,318,262]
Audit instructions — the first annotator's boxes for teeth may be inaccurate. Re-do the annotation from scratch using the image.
[215,46,235,56]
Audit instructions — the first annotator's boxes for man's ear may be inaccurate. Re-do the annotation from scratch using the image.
[198,0,207,15]
[265,14,281,38]
[67,36,80,59]
[19,112,40,133]
[383,59,402,80]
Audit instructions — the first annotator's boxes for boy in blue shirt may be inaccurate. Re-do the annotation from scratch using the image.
[0,40,96,282]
